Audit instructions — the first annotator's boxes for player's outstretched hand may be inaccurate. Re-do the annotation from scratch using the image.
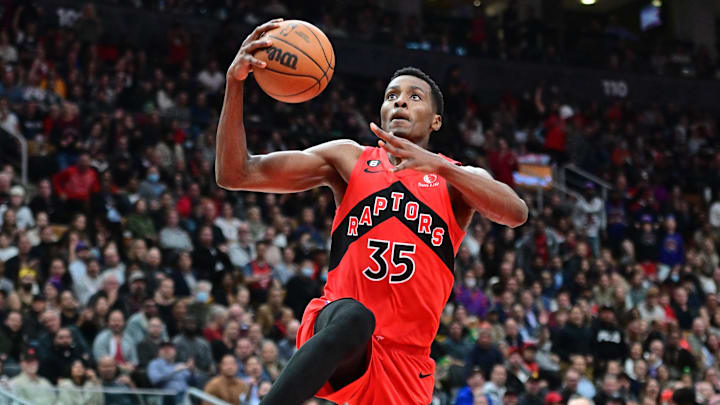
[227,18,283,82]
[370,122,445,173]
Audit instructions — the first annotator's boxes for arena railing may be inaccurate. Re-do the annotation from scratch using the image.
[184,387,232,405]
[559,163,613,200]
[0,386,36,405]
[0,385,180,405]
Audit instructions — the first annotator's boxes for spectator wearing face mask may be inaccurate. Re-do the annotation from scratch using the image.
[455,269,490,318]
[138,166,166,202]
[284,259,322,320]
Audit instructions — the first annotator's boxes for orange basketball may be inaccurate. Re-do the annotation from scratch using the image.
[253,20,335,103]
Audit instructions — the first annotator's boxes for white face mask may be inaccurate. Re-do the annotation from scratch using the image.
[464,278,477,288]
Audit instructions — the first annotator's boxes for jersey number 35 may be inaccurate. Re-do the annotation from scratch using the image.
[363,239,416,284]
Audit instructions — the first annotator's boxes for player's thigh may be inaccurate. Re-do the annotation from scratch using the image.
[313,297,376,337]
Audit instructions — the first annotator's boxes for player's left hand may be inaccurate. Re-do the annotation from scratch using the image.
[370,122,445,173]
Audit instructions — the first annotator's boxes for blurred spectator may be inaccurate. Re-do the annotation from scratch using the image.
[285,259,322,320]
[56,359,103,405]
[244,240,274,304]
[137,316,166,369]
[126,297,166,346]
[0,185,34,230]
[0,311,24,364]
[454,366,486,405]
[39,326,90,384]
[197,61,225,95]
[203,354,248,405]
[52,153,100,209]
[211,320,239,363]
[572,183,606,257]
[484,364,508,405]
[172,316,214,384]
[159,209,193,252]
[488,138,518,188]
[228,222,256,268]
[192,225,232,281]
[92,310,138,369]
[592,306,627,366]
[148,340,195,405]
[9,348,54,405]
[467,327,504,378]
[97,356,135,405]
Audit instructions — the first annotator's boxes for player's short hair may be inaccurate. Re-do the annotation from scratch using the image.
[390,67,444,117]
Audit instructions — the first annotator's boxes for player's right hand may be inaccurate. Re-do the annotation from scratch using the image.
[227,18,283,82]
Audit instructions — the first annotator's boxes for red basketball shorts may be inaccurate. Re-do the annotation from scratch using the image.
[296,298,436,405]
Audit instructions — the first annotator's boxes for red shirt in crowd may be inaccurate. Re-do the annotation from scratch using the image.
[488,145,519,188]
[544,113,566,152]
[52,164,99,201]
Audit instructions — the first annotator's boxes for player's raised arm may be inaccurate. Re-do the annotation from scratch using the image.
[216,19,359,194]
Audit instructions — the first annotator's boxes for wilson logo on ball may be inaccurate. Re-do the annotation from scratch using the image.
[265,47,298,70]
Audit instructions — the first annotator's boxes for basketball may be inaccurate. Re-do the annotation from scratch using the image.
[253,20,335,103]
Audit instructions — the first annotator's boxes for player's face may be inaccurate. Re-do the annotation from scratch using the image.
[381,75,441,142]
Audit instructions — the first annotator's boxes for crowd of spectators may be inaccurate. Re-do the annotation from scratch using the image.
[0,2,719,405]
[37,0,720,80]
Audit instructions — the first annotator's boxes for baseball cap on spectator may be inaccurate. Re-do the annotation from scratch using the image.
[641,214,653,223]
[129,271,146,283]
[75,242,89,252]
[9,185,24,197]
[523,342,538,351]
[467,366,483,378]
[21,347,38,362]
[545,392,562,405]
[560,105,574,120]
[672,388,698,405]
[32,294,45,302]
[159,339,174,348]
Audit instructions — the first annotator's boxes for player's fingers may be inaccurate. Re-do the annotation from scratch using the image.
[369,122,387,138]
[370,122,403,147]
[370,122,396,143]
[378,140,404,157]
[392,162,409,172]
[250,19,284,40]
[243,55,267,70]
[242,38,273,54]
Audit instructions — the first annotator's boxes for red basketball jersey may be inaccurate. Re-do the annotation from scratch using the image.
[324,146,466,349]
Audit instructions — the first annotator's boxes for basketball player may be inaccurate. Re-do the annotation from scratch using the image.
[217,19,528,405]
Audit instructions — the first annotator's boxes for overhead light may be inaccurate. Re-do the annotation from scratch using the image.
[652,0,661,6]
[473,0,481,6]
[580,0,596,4]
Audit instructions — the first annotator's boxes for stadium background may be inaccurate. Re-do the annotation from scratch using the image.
[0,1,720,405]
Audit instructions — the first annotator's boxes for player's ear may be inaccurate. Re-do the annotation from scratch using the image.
[431,114,442,132]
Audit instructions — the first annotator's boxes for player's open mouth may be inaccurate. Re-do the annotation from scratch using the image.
[390,118,410,125]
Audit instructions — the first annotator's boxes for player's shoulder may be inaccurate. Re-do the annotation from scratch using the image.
[307,139,364,157]
[459,165,492,178]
